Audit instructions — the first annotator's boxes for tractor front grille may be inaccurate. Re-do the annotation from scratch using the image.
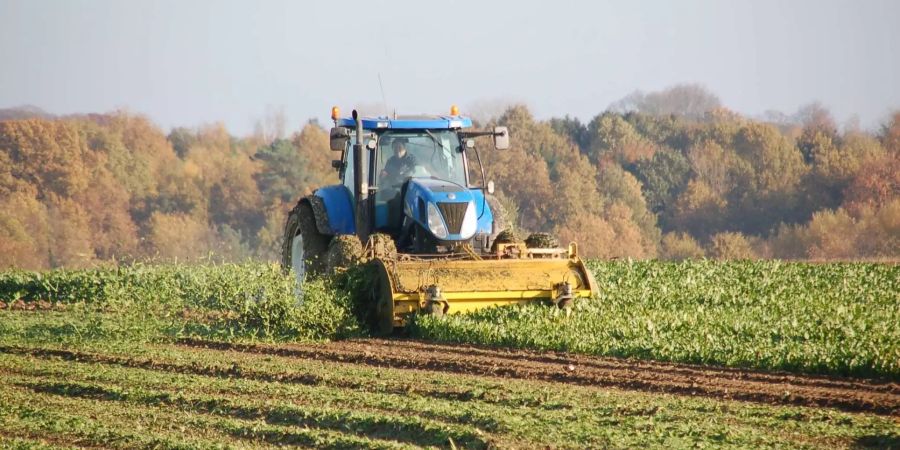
[437,202,468,235]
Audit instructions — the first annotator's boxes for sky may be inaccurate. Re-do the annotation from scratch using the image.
[1,0,898,135]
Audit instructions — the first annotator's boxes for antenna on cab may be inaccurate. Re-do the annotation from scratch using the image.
[378,73,389,117]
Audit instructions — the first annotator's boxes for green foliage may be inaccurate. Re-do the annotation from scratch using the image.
[548,114,589,152]
[586,112,651,164]
[626,146,692,216]
[166,126,197,158]
[411,260,900,378]
[621,111,686,147]
[254,138,312,205]
[0,262,363,342]
[2,336,895,449]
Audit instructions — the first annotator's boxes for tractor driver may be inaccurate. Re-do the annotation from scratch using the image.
[380,138,418,187]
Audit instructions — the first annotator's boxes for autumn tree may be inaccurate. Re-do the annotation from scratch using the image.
[801,131,885,212]
[708,232,756,260]
[1,96,897,266]
[549,115,590,152]
[0,119,90,200]
[671,179,727,238]
[842,153,900,216]
[46,196,96,268]
[609,84,722,120]
[596,164,660,251]
[181,123,263,238]
[255,139,311,206]
[730,122,807,232]
[881,111,900,154]
[555,212,615,258]
[586,113,655,165]
[0,193,50,269]
[167,127,197,158]
[483,106,561,230]
[144,212,214,261]
[659,232,704,261]
[626,147,691,221]
[796,102,839,161]
[290,122,338,196]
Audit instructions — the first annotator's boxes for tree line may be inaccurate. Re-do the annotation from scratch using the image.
[0,86,897,268]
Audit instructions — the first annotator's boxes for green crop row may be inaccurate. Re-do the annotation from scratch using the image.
[0,262,362,343]
[410,260,900,379]
[1,340,897,449]
[2,260,898,378]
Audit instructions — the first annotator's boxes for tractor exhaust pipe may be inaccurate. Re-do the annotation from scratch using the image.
[352,110,371,242]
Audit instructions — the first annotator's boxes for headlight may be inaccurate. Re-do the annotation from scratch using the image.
[426,203,449,239]
[459,201,477,239]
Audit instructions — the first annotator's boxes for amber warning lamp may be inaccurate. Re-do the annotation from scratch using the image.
[450,105,459,116]
[331,106,340,121]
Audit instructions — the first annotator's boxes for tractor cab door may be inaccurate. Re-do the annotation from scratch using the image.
[340,133,356,199]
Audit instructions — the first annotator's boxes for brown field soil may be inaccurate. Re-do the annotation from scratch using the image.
[3,336,899,448]
[178,337,900,417]
[0,300,64,311]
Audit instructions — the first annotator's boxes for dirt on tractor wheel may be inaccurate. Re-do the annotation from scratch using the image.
[177,338,900,417]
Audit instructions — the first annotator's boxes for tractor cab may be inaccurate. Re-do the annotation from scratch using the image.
[329,109,509,253]
[372,129,467,232]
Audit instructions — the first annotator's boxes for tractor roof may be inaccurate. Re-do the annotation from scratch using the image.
[335,114,473,130]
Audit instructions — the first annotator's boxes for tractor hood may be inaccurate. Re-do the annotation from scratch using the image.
[409,178,473,199]
[404,178,481,241]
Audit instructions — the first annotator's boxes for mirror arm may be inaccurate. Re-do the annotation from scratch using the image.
[459,130,498,139]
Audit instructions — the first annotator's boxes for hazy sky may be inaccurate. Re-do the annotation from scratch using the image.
[2,0,898,134]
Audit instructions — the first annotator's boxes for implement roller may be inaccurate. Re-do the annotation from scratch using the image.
[282,106,597,333]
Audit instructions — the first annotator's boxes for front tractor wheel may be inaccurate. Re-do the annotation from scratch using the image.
[282,201,330,289]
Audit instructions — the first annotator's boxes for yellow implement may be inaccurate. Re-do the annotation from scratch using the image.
[370,244,598,333]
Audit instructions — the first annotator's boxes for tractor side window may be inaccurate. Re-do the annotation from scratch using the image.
[465,146,483,188]
[341,136,355,194]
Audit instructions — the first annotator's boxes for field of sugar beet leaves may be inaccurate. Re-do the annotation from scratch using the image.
[0,260,897,448]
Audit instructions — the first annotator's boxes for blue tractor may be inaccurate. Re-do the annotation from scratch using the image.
[282,106,596,333]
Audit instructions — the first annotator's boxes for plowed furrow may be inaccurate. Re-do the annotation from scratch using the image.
[335,339,900,394]
[177,338,900,416]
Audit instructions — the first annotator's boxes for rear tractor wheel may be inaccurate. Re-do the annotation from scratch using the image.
[282,200,330,291]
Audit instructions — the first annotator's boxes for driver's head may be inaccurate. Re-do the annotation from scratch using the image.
[392,139,407,157]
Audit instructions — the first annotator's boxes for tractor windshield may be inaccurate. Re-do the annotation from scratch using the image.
[376,130,465,189]
[374,130,465,231]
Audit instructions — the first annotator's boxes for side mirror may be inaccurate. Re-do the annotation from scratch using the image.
[329,127,350,151]
[493,126,509,150]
